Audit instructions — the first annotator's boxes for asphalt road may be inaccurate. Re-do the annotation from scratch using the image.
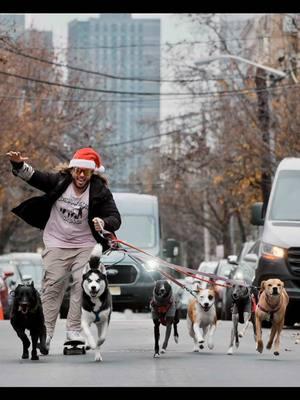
[1,311,300,388]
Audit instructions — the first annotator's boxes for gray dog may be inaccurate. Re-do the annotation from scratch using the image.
[227,281,256,355]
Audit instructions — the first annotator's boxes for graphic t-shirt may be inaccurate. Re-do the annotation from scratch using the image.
[43,183,97,248]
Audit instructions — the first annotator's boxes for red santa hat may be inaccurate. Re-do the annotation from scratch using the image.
[68,147,105,173]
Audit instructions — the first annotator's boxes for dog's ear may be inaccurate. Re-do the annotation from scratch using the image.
[260,280,266,291]
[99,262,106,275]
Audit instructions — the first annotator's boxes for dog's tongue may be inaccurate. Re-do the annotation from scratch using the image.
[19,304,29,314]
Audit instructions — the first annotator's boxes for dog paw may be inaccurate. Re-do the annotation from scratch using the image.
[31,354,39,361]
[274,351,279,356]
[22,352,29,359]
[227,348,233,355]
[161,348,166,354]
[256,341,263,353]
[174,335,179,344]
[154,353,160,358]
[235,342,239,349]
[39,346,49,356]
[94,352,102,362]
[238,332,243,338]
[208,343,214,350]
[87,338,96,350]
[199,344,204,350]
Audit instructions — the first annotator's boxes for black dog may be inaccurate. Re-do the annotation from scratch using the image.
[10,282,48,360]
[150,280,179,358]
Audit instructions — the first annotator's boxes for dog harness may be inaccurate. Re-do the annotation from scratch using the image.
[257,294,282,321]
[92,309,101,322]
[150,297,174,326]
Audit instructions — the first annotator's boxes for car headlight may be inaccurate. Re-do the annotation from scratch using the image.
[261,242,285,260]
[144,259,159,271]
[233,271,244,281]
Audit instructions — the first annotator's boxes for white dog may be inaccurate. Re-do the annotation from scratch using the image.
[81,244,112,362]
[187,285,217,352]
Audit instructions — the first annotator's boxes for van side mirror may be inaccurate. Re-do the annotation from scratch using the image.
[227,255,238,265]
[164,238,180,259]
[243,253,258,263]
[251,202,264,226]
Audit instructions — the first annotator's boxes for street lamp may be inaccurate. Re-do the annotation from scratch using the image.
[196,54,286,79]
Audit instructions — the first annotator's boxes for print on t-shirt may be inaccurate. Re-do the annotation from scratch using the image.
[58,195,88,225]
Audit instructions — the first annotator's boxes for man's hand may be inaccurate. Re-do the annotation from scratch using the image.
[93,217,105,232]
[6,151,29,163]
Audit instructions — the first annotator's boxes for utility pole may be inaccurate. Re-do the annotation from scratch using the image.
[255,67,272,215]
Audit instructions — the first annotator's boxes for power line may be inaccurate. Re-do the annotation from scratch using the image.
[0,68,298,98]
[0,93,199,103]
[2,45,171,83]
[102,123,202,148]
[2,44,284,84]
[18,35,289,50]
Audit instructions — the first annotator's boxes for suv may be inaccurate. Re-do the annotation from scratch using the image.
[251,158,300,326]
[0,253,44,318]
[222,240,260,320]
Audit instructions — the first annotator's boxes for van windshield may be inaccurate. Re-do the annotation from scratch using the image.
[116,215,156,249]
[270,170,300,221]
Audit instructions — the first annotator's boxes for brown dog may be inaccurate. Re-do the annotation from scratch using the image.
[255,278,289,356]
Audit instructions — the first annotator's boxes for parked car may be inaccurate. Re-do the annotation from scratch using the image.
[222,240,260,320]
[0,264,14,319]
[0,252,44,291]
[0,253,44,318]
[213,258,237,320]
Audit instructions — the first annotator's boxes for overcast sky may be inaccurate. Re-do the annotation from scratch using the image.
[24,13,258,48]
[25,13,192,48]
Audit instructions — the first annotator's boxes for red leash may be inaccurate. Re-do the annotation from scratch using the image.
[111,237,232,289]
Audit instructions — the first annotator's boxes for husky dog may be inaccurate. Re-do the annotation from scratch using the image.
[81,244,112,362]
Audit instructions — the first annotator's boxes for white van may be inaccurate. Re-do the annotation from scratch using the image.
[251,158,300,325]
[102,192,164,311]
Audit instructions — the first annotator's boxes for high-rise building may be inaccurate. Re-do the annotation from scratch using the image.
[0,14,25,41]
[67,13,161,188]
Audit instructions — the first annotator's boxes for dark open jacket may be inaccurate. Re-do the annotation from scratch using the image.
[11,163,121,252]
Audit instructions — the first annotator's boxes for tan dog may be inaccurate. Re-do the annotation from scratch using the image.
[255,278,289,356]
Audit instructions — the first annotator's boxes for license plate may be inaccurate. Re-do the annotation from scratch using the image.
[109,286,121,295]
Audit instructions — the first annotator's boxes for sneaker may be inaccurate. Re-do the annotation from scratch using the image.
[45,335,52,351]
[66,330,85,343]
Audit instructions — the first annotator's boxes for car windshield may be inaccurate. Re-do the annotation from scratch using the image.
[116,215,156,248]
[17,262,43,286]
[270,170,300,221]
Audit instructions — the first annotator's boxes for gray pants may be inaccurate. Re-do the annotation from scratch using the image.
[41,247,94,337]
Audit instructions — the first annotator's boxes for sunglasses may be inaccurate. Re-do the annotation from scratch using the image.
[73,167,93,177]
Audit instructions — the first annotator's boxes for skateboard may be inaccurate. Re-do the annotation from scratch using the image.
[63,340,86,355]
